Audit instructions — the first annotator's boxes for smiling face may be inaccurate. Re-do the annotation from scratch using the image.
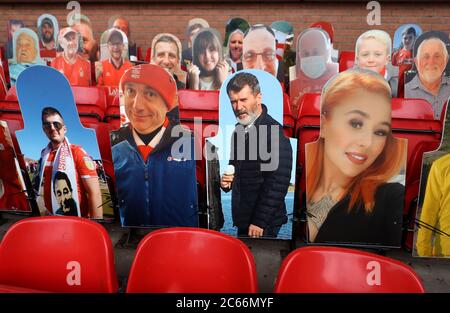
[108,36,124,61]
[242,28,277,76]
[321,90,391,180]
[16,33,37,63]
[41,22,54,43]
[229,85,262,126]
[124,81,168,134]
[73,23,95,60]
[229,32,244,62]
[42,113,67,147]
[416,38,449,85]
[199,44,219,73]
[356,37,390,74]
[153,41,179,74]
[62,32,79,57]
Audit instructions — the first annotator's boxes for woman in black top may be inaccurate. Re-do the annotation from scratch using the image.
[305,68,407,247]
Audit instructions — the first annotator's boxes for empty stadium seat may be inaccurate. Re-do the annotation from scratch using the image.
[283,92,295,138]
[104,88,120,126]
[339,51,355,72]
[178,89,219,139]
[0,216,118,293]
[80,121,116,185]
[72,86,107,122]
[274,246,425,293]
[137,47,143,61]
[126,227,258,292]
[144,48,152,62]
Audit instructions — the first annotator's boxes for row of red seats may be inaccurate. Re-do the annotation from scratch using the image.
[0,216,424,293]
[0,89,443,241]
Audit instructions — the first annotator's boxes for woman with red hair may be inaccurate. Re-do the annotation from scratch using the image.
[305,68,407,246]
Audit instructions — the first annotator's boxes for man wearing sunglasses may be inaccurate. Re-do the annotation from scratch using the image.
[37,107,103,218]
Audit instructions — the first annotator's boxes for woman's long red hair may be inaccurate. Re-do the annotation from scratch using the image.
[306,70,407,213]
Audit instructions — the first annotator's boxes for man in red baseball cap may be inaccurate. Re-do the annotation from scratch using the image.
[111,64,198,227]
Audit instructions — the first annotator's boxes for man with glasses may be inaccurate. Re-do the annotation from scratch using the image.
[242,24,286,86]
[36,107,103,218]
[96,29,133,87]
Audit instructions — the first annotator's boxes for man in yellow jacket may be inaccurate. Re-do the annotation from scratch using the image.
[416,153,450,256]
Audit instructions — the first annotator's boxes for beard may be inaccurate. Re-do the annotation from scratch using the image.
[420,68,443,85]
[42,32,54,43]
[58,198,78,216]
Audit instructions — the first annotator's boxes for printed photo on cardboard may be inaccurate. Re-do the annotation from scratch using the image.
[405,31,450,120]
[188,28,231,91]
[108,15,137,62]
[8,28,45,86]
[413,98,450,257]
[37,13,59,62]
[110,64,199,228]
[242,25,279,81]
[354,30,399,97]
[67,13,98,64]
[182,18,209,67]
[223,17,249,72]
[392,24,422,66]
[150,33,186,89]
[15,65,110,219]
[96,28,133,87]
[305,68,407,248]
[208,69,297,240]
[289,28,338,115]
[51,27,91,87]
[0,120,30,212]
[6,19,24,60]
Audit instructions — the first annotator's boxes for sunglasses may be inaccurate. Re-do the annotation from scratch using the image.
[43,121,64,131]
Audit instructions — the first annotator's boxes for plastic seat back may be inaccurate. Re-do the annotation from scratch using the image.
[339,51,355,72]
[0,216,118,293]
[126,227,258,293]
[72,86,107,122]
[274,246,425,293]
[178,89,219,139]
[283,92,295,138]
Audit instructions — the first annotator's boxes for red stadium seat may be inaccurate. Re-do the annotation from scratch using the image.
[0,67,6,101]
[0,216,118,293]
[72,86,107,122]
[144,48,152,62]
[137,47,143,61]
[104,90,120,127]
[0,46,10,86]
[309,21,335,43]
[126,227,258,293]
[283,92,295,138]
[178,89,219,139]
[5,85,17,101]
[339,51,355,72]
[274,246,425,293]
[80,121,115,185]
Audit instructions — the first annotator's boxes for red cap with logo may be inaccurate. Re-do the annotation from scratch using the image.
[119,64,177,110]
